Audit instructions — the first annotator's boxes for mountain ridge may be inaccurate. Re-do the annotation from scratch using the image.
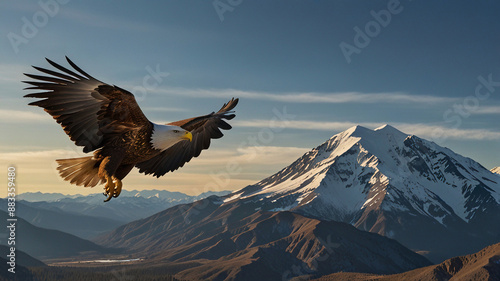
[310,242,500,281]
[0,210,113,260]
[97,196,431,281]
[223,124,500,262]
[0,199,123,239]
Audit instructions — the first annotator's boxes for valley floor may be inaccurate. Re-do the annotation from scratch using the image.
[22,242,500,281]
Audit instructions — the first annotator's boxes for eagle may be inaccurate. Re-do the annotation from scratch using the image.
[23,57,238,202]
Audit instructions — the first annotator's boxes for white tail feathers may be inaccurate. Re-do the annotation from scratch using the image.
[56,157,104,187]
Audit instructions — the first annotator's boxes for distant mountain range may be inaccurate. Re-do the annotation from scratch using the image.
[5,190,230,239]
[17,189,230,203]
[16,192,81,202]
[311,242,500,281]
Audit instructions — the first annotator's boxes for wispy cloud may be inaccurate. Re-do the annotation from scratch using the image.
[0,109,51,123]
[0,3,154,33]
[185,146,309,167]
[234,119,384,132]
[396,124,500,141]
[0,149,84,162]
[153,87,455,104]
[0,64,30,84]
[475,106,500,115]
[0,146,308,197]
[234,119,500,141]
[59,7,157,33]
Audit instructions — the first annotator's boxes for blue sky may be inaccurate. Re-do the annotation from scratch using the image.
[1,0,499,196]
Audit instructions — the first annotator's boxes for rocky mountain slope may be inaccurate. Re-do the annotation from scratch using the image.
[0,210,112,260]
[0,199,123,239]
[97,196,430,280]
[311,242,500,281]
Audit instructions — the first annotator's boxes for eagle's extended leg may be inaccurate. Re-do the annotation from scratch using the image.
[105,164,132,200]
[99,155,125,202]
[112,176,122,198]
[103,172,116,202]
[103,175,123,202]
[99,156,129,202]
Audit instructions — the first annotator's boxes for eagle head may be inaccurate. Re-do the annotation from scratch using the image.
[151,123,192,151]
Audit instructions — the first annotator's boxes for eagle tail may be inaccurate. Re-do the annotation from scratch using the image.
[56,157,104,187]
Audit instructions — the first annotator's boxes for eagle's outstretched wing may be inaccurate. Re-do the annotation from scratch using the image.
[136,98,238,177]
[23,57,151,153]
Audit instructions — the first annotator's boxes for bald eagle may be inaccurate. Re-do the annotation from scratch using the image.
[23,57,238,202]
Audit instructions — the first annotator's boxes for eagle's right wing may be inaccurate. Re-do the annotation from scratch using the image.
[136,98,238,177]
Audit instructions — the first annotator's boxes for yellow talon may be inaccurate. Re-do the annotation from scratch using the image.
[103,174,115,202]
[103,174,123,202]
[112,177,122,198]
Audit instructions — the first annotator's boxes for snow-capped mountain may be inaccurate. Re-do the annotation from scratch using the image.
[224,125,500,262]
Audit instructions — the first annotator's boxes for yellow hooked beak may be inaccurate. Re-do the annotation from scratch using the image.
[181,131,193,142]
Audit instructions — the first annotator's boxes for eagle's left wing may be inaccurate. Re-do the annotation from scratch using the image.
[23,57,152,153]
[135,98,238,177]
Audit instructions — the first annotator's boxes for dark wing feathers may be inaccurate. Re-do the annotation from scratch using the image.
[24,57,238,179]
[23,57,150,153]
[136,98,239,177]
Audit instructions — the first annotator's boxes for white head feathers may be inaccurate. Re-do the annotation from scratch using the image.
[150,123,192,151]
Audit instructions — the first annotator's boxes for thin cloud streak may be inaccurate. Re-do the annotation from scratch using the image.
[475,106,500,115]
[234,119,384,132]
[0,149,84,161]
[153,88,455,104]
[234,119,500,141]
[0,146,308,196]
[397,124,500,141]
[0,109,52,123]
[0,64,30,84]
[60,8,158,32]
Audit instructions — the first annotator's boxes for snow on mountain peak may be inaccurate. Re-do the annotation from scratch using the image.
[227,124,500,227]
[375,124,399,131]
[343,125,371,136]
[336,124,408,146]
[374,124,409,137]
[492,167,500,175]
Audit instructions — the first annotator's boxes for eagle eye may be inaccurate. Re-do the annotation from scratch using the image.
[173,130,180,133]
